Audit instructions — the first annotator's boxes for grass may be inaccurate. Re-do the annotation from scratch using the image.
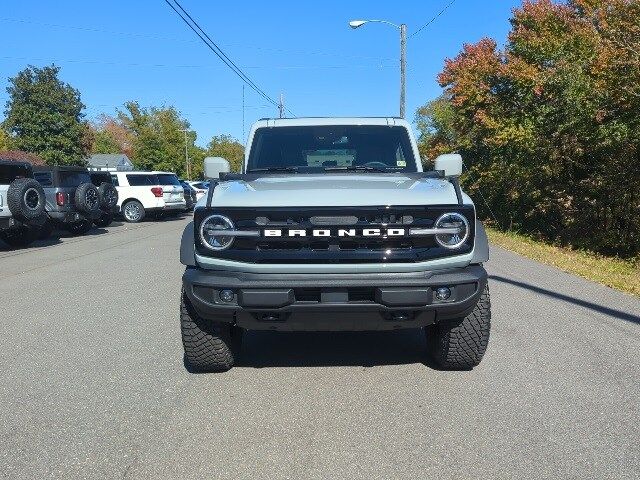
[485,227,640,297]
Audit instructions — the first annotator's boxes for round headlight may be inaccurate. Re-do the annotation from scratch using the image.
[434,212,469,249]
[200,214,235,251]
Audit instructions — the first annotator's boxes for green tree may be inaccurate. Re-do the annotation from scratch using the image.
[117,102,201,178]
[0,128,11,151]
[3,65,89,165]
[205,134,244,173]
[416,0,640,256]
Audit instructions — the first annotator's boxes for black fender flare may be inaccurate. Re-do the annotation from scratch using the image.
[180,221,196,266]
[471,221,489,264]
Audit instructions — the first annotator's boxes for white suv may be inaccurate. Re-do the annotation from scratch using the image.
[111,171,186,222]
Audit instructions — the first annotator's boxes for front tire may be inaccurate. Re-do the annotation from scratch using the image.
[425,284,491,370]
[122,200,145,223]
[180,290,242,372]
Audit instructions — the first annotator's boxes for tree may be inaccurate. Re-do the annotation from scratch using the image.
[0,128,11,151]
[116,102,204,178]
[416,0,640,256]
[3,65,89,166]
[90,114,134,157]
[205,134,244,173]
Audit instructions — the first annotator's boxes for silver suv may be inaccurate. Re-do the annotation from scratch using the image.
[179,118,491,372]
[33,166,102,236]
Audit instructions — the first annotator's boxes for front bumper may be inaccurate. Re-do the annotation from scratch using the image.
[183,265,487,331]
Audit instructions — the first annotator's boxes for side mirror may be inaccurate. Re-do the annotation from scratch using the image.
[204,157,230,179]
[434,153,462,177]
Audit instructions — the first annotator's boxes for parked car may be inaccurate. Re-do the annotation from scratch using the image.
[180,180,197,211]
[89,171,119,227]
[33,166,101,236]
[179,117,491,372]
[186,181,209,201]
[0,160,47,247]
[111,171,186,223]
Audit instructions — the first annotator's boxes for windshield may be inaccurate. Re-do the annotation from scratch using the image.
[247,125,417,173]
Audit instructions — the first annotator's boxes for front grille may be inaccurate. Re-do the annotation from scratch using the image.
[195,205,475,264]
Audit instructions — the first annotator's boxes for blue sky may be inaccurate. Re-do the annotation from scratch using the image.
[0,0,521,147]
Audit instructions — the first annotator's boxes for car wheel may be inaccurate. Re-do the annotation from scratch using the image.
[74,183,101,216]
[7,178,46,222]
[180,290,242,372]
[425,284,491,370]
[122,200,145,223]
[0,227,39,248]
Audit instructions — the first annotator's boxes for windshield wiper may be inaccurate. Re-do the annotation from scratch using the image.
[248,166,299,173]
[324,165,388,173]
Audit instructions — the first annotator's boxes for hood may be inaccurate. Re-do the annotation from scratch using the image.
[202,173,469,207]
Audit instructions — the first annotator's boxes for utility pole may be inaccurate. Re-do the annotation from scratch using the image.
[400,23,407,118]
[278,93,285,119]
[180,128,190,179]
[242,84,245,139]
[349,19,408,118]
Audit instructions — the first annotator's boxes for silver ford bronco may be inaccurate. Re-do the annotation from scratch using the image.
[180,118,490,371]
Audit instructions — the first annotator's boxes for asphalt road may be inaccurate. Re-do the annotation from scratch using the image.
[1,215,638,479]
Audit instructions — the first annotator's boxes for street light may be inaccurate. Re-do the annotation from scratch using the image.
[349,19,407,118]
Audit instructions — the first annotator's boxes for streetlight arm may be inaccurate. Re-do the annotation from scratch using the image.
[349,19,401,30]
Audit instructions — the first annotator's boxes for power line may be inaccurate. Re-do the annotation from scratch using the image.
[163,0,295,117]
[408,0,457,39]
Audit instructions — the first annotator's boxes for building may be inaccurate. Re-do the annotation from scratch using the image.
[86,153,134,172]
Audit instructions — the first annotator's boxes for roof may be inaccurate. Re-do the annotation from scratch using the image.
[87,153,132,167]
[0,150,47,166]
[33,165,89,173]
[252,117,411,129]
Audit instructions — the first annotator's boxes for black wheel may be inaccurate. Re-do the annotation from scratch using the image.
[7,178,46,222]
[74,183,101,216]
[97,182,118,210]
[93,213,113,228]
[0,227,39,248]
[425,284,491,370]
[66,220,93,236]
[180,290,242,372]
[122,200,145,223]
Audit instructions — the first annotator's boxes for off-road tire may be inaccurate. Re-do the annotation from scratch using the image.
[0,227,39,248]
[74,183,100,215]
[425,284,491,370]
[93,213,113,228]
[7,178,46,222]
[66,220,93,236]
[180,290,242,372]
[122,200,145,223]
[97,182,118,209]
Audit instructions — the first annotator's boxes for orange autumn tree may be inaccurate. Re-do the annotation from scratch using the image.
[416,0,640,256]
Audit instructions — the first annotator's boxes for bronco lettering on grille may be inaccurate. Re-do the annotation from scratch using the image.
[263,228,406,237]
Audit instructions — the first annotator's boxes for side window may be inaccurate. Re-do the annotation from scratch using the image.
[126,174,157,186]
[34,171,53,187]
[111,175,119,187]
